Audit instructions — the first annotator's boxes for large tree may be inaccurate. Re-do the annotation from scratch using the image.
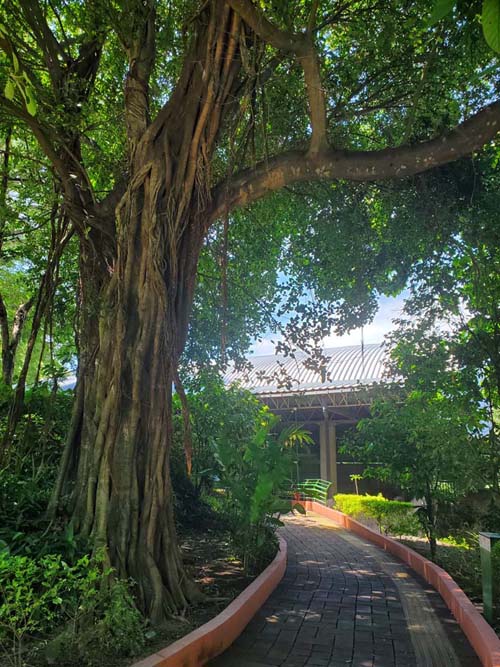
[1,0,499,620]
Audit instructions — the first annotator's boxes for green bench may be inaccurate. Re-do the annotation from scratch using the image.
[295,479,333,505]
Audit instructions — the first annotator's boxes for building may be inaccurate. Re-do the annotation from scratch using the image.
[224,343,392,494]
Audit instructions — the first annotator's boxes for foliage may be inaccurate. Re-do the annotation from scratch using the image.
[173,371,268,493]
[0,551,73,656]
[429,0,500,53]
[0,386,73,556]
[350,326,488,558]
[0,0,499,627]
[337,148,499,560]
[333,493,419,537]
[0,549,144,667]
[58,576,144,667]
[214,414,309,572]
[1,0,498,379]
[402,532,483,604]
[384,148,500,488]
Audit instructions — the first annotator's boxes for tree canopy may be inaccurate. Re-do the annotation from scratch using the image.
[1,0,499,621]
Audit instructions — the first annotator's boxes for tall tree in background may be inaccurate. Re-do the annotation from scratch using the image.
[388,151,500,491]
[1,0,499,619]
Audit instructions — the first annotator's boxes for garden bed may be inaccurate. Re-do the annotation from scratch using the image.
[124,525,257,666]
[14,526,256,667]
[399,534,500,636]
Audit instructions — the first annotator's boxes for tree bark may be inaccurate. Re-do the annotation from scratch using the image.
[0,295,35,386]
[50,1,242,621]
[65,188,205,621]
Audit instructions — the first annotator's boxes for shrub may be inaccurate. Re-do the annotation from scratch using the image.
[170,371,268,529]
[0,387,74,557]
[0,549,144,666]
[333,493,419,536]
[214,416,309,572]
[60,573,144,666]
[0,551,73,663]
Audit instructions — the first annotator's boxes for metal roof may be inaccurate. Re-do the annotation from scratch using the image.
[224,343,388,396]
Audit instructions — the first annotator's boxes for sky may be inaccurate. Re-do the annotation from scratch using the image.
[249,292,407,357]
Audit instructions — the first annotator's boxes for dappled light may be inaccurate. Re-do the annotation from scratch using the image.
[0,0,499,665]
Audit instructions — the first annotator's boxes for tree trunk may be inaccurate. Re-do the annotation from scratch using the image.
[424,487,437,561]
[52,176,206,621]
[50,0,242,621]
[48,233,111,511]
[0,297,34,386]
[81,189,202,622]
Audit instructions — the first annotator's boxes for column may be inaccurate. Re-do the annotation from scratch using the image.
[319,420,328,480]
[328,421,338,491]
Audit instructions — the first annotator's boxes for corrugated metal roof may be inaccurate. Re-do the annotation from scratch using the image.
[224,343,388,395]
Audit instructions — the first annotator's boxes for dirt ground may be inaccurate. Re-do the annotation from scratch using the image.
[125,525,255,665]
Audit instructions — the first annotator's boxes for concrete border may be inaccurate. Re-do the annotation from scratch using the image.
[131,536,287,667]
[299,499,500,667]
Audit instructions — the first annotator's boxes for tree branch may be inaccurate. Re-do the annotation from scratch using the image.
[9,296,35,355]
[0,292,9,355]
[18,0,65,88]
[227,0,328,154]
[300,41,328,154]
[226,0,303,53]
[209,102,500,221]
[0,97,69,185]
[120,0,156,155]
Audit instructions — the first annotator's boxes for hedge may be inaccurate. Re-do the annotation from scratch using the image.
[333,493,419,536]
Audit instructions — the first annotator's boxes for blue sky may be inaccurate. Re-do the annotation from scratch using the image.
[249,292,407,356]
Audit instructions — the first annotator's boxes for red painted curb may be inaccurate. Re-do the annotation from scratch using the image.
[300,499,500,667]
[131,536,287,667]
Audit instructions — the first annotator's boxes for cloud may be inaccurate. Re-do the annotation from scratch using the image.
[249,293,407,357]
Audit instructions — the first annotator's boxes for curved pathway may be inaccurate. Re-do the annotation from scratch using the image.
[209,512,480,667]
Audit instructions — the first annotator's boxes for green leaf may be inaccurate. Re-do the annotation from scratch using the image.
[271,500,293,514]
[428,0,455,25]
[267,516,284,527]
[483,0,500,52]
[293,502,306,515]
[25,87,37,116]
[4,78,15,100]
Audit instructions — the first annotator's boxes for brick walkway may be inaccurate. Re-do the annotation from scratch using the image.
[209,512,480,667]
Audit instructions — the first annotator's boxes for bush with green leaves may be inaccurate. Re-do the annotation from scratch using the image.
[170,370,308,532]
[214,414,309,572]
[0,386,73,556]
[333,493,419,536]
[0,551,71,663]
[0,548,144,666]
[170,370,270,528]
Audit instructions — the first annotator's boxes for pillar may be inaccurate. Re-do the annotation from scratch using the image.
[328,421,338,492]
[319,420,328,480]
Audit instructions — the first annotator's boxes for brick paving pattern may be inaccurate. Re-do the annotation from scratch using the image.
[209,513,480,667]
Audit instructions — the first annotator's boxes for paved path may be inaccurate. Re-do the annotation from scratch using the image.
[209,512,480,667]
